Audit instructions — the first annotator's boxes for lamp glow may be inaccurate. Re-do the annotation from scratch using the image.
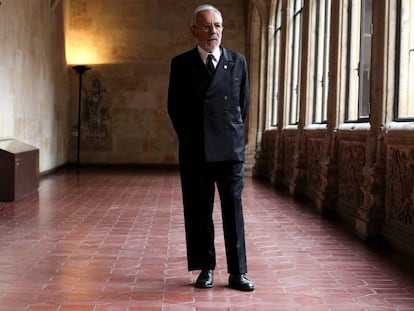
[66,45,99,65]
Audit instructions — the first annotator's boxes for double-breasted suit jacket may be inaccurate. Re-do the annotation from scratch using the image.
[168,46,249,164]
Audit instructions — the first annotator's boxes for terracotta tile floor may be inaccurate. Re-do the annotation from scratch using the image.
[0,168,414,311]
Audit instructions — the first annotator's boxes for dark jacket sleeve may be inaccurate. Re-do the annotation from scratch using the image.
[167,56,182,137]
[240,55,249,122]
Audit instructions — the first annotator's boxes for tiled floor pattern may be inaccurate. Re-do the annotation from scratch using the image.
[0,168,413,310]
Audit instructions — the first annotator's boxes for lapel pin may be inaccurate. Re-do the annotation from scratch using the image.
[224,65,228,70]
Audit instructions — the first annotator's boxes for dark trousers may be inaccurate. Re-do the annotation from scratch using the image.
[179,161,247,274]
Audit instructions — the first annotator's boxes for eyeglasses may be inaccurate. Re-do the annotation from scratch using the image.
[198,23,223,33]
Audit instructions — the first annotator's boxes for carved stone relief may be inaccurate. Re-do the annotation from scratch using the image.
[386,146,414,225]
[306,138,324,191]
[284,134,297,186]
[270,131,284,186]
[337,141,366,217]
[253,129,276,179]
[81,77,112,151]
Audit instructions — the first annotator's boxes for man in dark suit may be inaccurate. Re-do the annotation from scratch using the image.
[167,4,254,292]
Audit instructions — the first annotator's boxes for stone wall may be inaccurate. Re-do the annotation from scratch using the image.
[0,0,70,172]
[65,0,247,165]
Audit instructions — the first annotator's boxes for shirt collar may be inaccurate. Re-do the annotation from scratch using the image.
[197,45,221,64]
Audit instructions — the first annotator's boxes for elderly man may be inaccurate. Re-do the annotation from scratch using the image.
[167,4,254,292]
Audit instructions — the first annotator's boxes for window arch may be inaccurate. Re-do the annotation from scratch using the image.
[288,0,304,125]
[395,0,414,120]
[344,0,372,122]
[270,0,282,127]
[311,0,331,124]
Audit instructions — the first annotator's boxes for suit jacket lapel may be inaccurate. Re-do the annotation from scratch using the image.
[188,47,212,92]
[209,47,234,88]
[188,46,234,91]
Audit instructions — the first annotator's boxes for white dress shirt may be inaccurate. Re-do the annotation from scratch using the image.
[198,45,221,68]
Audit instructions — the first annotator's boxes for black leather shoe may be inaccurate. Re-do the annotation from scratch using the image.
[195,269,214,288]
[228,273,254,291]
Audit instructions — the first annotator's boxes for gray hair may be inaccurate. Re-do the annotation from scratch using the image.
[192,4,223,26]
